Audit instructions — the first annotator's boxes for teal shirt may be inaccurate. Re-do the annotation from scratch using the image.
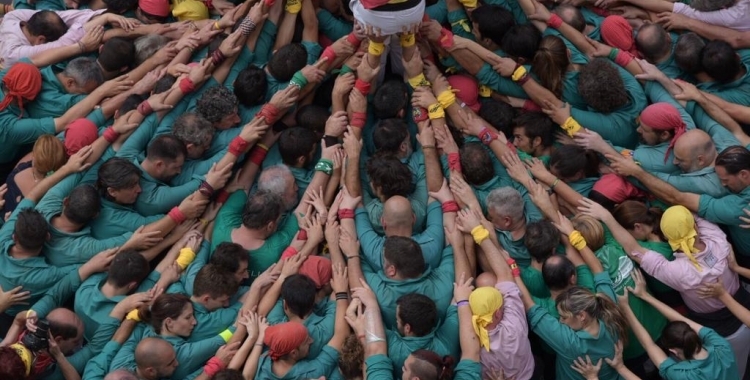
[316,9,352,41]
[658,327,739,380]
[365,354,395,380]
[116,113,160,161]
[625,142,681,175]
[698,186,750,257]
[45,317,119,380]
[250,21,278,68]
[476,63,530,99]
[696,62,750,106]
[521,266,550,298]
[133,159,203,216]
[26,61,86,119]
[266,299,336,359]
[543,30,589,65]
[90,198,163,239]
[188,301,242,342]
[653,166,728,199]
[82,340,122,380]
[494,189,543,268]
[30,269,81,318]
[363,246,454,330]
[0,107,55,163]
[568,176,598,198]
[255,345,340,380]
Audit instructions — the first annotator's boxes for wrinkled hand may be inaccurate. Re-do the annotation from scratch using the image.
[634,58,667,82]
[541,100,571,126]
[205,162,234,190]
[179,193,210,219]
[605,153,642,177]
[453,272,474,302]
[0,286,30,314]
[98,75,134,98]
[124,225,163,250]
[325,110,349,137]
[132,68,166,95]
[411,87,439,110]
[332,73,356,101]
[80,25,104,52]
[455,207,482,233]
[673,79,705,102]
[215,341,241,366]
[500,152,532,184]
[656,11,690,31]
[63,145,93,172]
[697,280,727,299]
[573,129,608,153]
[87,247,119,273]
[269,86,300,111]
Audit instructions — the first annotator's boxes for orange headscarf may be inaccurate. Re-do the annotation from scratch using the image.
[64,118,99,156]
[263,322,308,360]
[0,62,42,118]
[639,102,687,163]
[298,256,332,290]
[601,16,641,58]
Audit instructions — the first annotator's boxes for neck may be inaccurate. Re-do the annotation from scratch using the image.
[9,245,40,259]
[550,288,564,300]
[646,232,662,243]
[694,72,712,83]
[190,296,208,309]
[140,159,159,178]
[533,146,553,158]
[242,226,269,240]
[89,0,107,9]
[135,368,155,380]
[692,347,709,360]
[285,312,307,323]
[530,260,543,270]
[583,318,601,338]
[509,219,526,240]
[385,225,412,238]
[101,282,130,297]
[51,213,84,233]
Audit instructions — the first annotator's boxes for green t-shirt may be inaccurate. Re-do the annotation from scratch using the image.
[659,327,739,380]
[255,345,340,380]
[266,299,336,360]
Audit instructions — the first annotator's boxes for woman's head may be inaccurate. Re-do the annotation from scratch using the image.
[402,350,454,380]
[660,321,702,360]
[32,135,66,174]
[571,215,605,251]
[146,294,195,337]
[532,35,569,98]
[556,287,628,343]
[549,145,600,182]
[612,201,664,241]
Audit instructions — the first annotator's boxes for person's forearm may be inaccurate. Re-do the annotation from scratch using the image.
[26,166,73,202]
[257,279,284,317]
[362,306,387,357]
[622,305,668,367]
[718,291,750,328]
[343,153,362,197]
[241,339,264,380]
[452,223,471,281]
[273,11,298,52]
[702,92,750,125]
[111,319,137,344]
[54,91,107,131]
[423,146,443,194]
[639,292,699,328]
[228,333,256,370]
[693,96,750,145]
[520,77,563,108]
[578,246,604,274]
[29,43,81,67]
[616,366,642,380]
[450,49,485,76]
[142,215,178,239]
[622,0,673,12]
[631,170,698,211]
[479,239,514,282]
[681,18,750,48]
[600,215,646,261]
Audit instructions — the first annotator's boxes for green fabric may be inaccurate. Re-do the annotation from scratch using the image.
[476,63,530,99]
[133,159,202,216]
[30,269,81,318]
[188,301,242,342]
[266,299,336,359]
[495,199,543,268]
[658,327,739,380]
[689,103,741,154]
[580,7,603,41]
[696,61,750,106]
[46,317,119,380]
[26,61,86,118]
[521,267,550,298]
[0,108,55,163]
[567,176,598,198]
[211,191,298,280]
[226,46,257,87]
[654,34,686,80]
[316,9,353,41]
[447,9,474,40]
[652,166,728,199]
[116,113,160,161]
[82,340,122,380]
[483,0,528,23]
[426,0,447,23]
[255,345,340,380]
[173,147,227,186]
[365,354,395,380]
[624,142,681,175]
[90,198,163,239]
[250,21,278,68]
[454,359,482,380]
[698,186,750,257]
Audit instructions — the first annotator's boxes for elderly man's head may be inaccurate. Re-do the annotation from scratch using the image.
[258,165,298,211]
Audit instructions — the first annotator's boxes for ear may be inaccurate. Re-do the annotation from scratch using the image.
[113,110,120,119]
[62,197,70,208]
[37,36,47,44]
[517,57,527,65]
[532,136,542,149]
[127,282,138,291]
[296,156,306,167]
[106,187,117,198]
[98,45,104,54]
[403,323,412,335]
[397,109,405,119]
[385,264,397,278]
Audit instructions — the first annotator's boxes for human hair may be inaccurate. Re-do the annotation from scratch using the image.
[62,57,105,88]
[479,99,515,139]
[578,58,629,113]
[525,220,560,262]
[63,184,101,224]
[554,5,585,32]
[383,236,425,278]
[688,0,735,11]
[366,155,415,199]
[312,76,336,109]
[459,143,495,186]
[98,37,135,72]
[146,134,187,163]
[556,286,629,344]
[96,158,142,197]
[715,145,750,174]
[408,350,455,380]
[339,334,364,380]
[25,10,66,42]
[532,35,569,98]
[674,33,705,75]
[197,86,238,123]
[107,249,150,288]
[33,134,65,174]
[281,274,317,318]
[373,118,409,154]
[513,111,555,148]
[234,65,267,107]
[119,94,144,116]
[242,191,284,229]
[471,5,515,46]
[103,0,138,13]
[372,80,409,119]
[659,321,702,360]
[542,255,576,291]
[212,370,244,380]
[501,24,541,62]
[144,294,192,334]
[14,208,48,250]
[486,187,524,224]
[635,24,669,62]
[612,201,664,240]
[154,75,176,94]
[257,165,294,195]
[396,293,437,336]
[295,104,330,136]
[0,347,28,380]
[701,40,741,84]
[48,314,80,340]
[172,113,214,148]
[210,242,248,273]
[134,34,169,66]
[571,215,605,251]
[278,127,318,166]
[267,44,307,81]
[549,145,600,180]
[193,264,239,300]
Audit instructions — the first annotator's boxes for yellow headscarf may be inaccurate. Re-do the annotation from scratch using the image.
[660,205,701,271]
[10,343,32,376]
[469,287,503,351]
[172,0,209,21]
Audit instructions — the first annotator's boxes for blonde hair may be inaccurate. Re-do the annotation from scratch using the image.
[571,214,605,251]
[33,135,66,174]
[556,286,629,345]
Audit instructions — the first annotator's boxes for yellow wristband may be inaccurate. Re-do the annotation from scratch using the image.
[569,230,587,251]
[511,66,527,82]
[427,103,445,119]
[470,225,490,245]
[437,89,456,109]
[26,310,34,319]
[219,329,234,342]
[400,33,416,47]
[458,0,478,8]
[175,247,197,270]
[285,0,302,13]
[257,143,269,151]
[407,73,431,89]
[450,19,471,32]
[368,40,385,56]
[562,116,583,137]
[479,85,492,98]
[126,309,141,322]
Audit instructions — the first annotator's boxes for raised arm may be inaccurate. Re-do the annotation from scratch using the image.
[577,198,649,262]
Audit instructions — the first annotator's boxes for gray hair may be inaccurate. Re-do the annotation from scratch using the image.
[258,165,294,195]
[134,34,169,66]
[172,113,214,146]
[62,57,104,87]
[486,187,525,223]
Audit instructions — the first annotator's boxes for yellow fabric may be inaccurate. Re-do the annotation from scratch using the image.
[172,0,208,21]
[126,309,141,321]
[400,33,415,47]
[219,329,234,342]
[176,247,197,270]
[471,225,490,245]
[561,116,582,137]
[458,0,478,8]
[428,103,445,119]
[661,205,702,271]
[368,40,385,56]
[10,343,32,376]
[407,73,430,89]
[450,18,471,32]
[568,230,587,251]
[511,66,527,82]
[285,0,302,13]
[479,85,492,98]
[437,89,456,109]
[469,287,503,351]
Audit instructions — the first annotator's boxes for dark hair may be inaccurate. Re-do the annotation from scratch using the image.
[14,208,48,250]
[471,5,515,46]
[549,145,600,180]
[25,11,66,42]
[372,80,409,119]
[98,37,135,72]
[268,44,307,81]
[107,249,150,288]
[409,350,455,380]
[234,65,268,107]
[366,155,415,199]
[715,145,750,174]
[295,105,330,136]
[701,41,742,84]
[242,191,284,229]
[193,264,239,299]
[479,99,515,139]
[674,33,706,75]
[172,113,214,148]
[542,255,577,291]
[635,24,670,62]
[555,5,585,32]
[278,127,318,166]
[63,184,101,224]
[144,294,192,334]
[210,242,248,273]
[147,134,187,162]
[281,274,317,318]
[154,75,176,94]
[0,347,27,379]
[197,86,238,123]
[459,143,495,186]
[48,316,80,341]
[339,334,364,380]
[103,0,138,13]
[578,58,629,113]
[119,94,145,116]
[513,111,555,148]
[312,76,336,109]
[525,220,559,262]
[97,157,142,197]
[612,201,664,239]
[373,119,409,154]
[396,293,437,336]
[212,370,244,380]
[659,321,702,360]
[383,236,424,278]
[501,24,541,62]
[588,190,617,212]
[533,36,569,98]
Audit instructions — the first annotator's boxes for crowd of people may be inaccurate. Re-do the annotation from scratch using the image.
[0,0,749,377]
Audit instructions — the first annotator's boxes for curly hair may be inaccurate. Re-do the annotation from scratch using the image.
[196,86,238,123]
[0,347,27,380]
[578,58,629,113]
[339,335,364,380]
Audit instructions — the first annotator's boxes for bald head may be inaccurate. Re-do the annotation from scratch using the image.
[135,338,175,368]
[674,129,716,172]
[104,370,138,380]
[47,308,83,330]
[47,308,84,355]
[635,24,670,63]
[554,5,585,32]
[382,196,414,233]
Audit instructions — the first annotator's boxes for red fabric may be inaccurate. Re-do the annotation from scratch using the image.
[592,173,647,204]
[139,0,170,16]
[522,100,542,112]
[102,126,119,143]
[299,255,332,289]
[0,62,42,118]
[547,13,563,29]
[64,118,98,156]
[297,229,308,240]
[281,246,298,259]
[216,189,230,204]
[447,152,461,172]
[360,0,391,9]
[439,28,454,49]
[338,209,355,219]
[442,201,459,213]
[640,102,687,162]
[168,207,186,224]
[354,79,371,95]
[264,322,308,360]
[350,112,367,128]
[229,136,250,156]
[248,145,268,164]
[614,50,634,67]
[321,47,338,65]
[202,357,224,377]
[346,32,362,47]
[447,74,480,112]
[601,16,640,58]
[179,77,196,94]
[256,104,280,124]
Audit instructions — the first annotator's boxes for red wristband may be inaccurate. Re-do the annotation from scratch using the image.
[442,201,460,213]
[168,207,187,224]
[346,32,362,47]
[203,357,224,377]
[179,77,196,94]
[321,46,337,64]
[412,106,429,123]
[438,28,454,49]
[229,136,251,156]
[137,100,153,116]
[350,112,367,129]
[338,208,355,219]
[354,79,371,96]
[447,152,462,172]
[216,189,230,204]
[614,50,634,67]
[522,99,542,111]
[256,104,281,124]
[281,246,299,259]
[478,127,498,146]
[547,14,563,29]
[103,126,119,143]
[297,229,308,240]
[248,145,269,165]
[263,0,275,6]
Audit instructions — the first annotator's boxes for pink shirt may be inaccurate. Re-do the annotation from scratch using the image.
[673,0,750,31]
[633,215,740,314]
[480,282,535,380]
[0,9,105,68]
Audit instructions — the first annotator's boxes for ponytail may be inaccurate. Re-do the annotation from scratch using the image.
[593,293,629,346]
[532,35,569,98]
[660,321,702,360]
